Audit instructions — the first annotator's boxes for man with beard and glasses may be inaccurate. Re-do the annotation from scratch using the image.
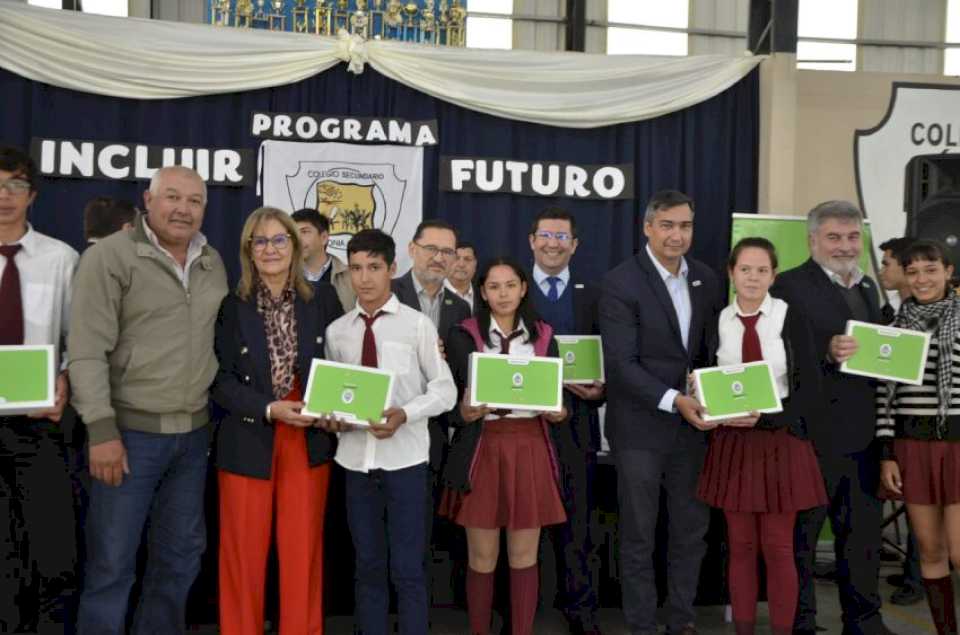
[391,219,471,611]
[771,200,897,635]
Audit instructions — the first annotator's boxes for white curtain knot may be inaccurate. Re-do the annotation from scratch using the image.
[335,28,368,75]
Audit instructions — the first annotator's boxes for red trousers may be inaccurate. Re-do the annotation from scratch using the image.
[724,510,797,630]
[218,421,331,635]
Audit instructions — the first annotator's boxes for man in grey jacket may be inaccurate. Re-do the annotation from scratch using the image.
[69,166,228,634]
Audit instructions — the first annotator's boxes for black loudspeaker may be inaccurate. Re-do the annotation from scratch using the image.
[904,154,960,266]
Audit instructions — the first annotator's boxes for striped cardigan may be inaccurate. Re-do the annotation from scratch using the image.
[875,333,960,457]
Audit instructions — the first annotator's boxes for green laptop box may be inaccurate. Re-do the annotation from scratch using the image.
[0,345,55,415]
[301,359,395,426]
[469,352,563,413]
[693,361,783,422]
[841,320,930,386]
[555,335,605,384]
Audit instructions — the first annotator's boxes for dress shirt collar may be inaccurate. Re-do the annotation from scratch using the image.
[645,243,688,281]
[1,222,35,253]
[819,263,865,289]
[142,217,207,261]
[352,293,401,321]
[304,256,332,282]
[444,278,473,300]
[489,316,528,341]
[733,293,773,318]
[532,264,570,288]
[411,270,444,299]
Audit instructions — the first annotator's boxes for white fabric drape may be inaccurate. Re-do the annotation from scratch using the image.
[0,0,762,129]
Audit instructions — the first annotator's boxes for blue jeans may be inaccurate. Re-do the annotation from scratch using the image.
[77,427,209,635]
[345,463,428,635]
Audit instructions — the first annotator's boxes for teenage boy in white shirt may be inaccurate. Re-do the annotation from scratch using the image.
[320,229,456,635]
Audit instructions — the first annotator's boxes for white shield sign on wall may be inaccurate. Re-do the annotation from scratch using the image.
[259,140,424,276]
[855,82,960,266]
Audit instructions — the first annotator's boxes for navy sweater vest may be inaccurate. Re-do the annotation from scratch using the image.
[532,279,575,335]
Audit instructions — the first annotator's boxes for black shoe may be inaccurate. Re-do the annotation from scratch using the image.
[813,562,837,581]
[568,618,604,635]
[890,583,925,606]
[886,573,906,587]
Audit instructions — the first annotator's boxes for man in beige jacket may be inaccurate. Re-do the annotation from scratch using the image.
[69,166,228,634]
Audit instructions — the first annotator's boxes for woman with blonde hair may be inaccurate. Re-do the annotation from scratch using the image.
[211,207,343,634]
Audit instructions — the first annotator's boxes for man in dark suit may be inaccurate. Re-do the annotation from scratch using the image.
[600,190,721,635]
[770,200,896,635]
[391,219,471,607]
[392,219,471,359]
[445,240,480,315]
[525,207,604,635]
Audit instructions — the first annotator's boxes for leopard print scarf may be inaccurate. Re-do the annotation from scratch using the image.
[256,279,298,400]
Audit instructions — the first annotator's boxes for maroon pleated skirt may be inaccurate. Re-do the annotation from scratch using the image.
[697,427,828,513]
[882,439,960,505]
[438,417,567,530]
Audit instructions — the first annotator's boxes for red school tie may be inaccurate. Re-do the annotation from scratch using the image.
[498,329,524,354]
[738,314,763,363]
[0,244,24,345]
[360,312,384,368]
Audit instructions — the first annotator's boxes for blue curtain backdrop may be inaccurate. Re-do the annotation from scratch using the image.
[0,64,757,283]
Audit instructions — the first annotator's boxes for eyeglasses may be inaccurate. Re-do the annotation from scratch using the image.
[250,233,291,253]
[415,242,456,259]
[0,178,31,195]
[534,230,572,242]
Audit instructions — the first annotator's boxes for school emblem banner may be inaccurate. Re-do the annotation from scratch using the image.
[260,140,424,275]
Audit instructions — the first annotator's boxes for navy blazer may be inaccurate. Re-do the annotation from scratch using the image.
[391,270,471,471]
[770,258,883,456]
[392,270,472,341]
[600,250,722,451]
[534,273,604,454]
[211,283,344,480]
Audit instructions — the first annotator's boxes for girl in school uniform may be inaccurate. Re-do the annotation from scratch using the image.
[439,257,569,635]
[696,237,827,635]
[878,240,960,635]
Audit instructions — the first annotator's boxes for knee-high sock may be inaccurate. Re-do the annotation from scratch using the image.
[724,511,760,626]
[509,565,538,635]
[758,511,799,632]
[923,575,959,635]
[467,568,495,635]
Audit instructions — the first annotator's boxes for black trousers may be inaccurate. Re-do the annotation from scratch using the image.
[794,446,883,635]
[552,449,600,626]
[614,428,709,635]
[0,418,76,632]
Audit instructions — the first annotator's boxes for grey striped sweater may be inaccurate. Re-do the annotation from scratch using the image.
[875,334,960,444]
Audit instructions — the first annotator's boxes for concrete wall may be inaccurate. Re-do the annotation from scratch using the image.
[793,68,960,216]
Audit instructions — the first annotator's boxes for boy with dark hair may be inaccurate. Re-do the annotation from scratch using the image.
[0,145,78,632]
[292,207,354,311]
[82,196,136,244]
[320,229,456,635]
